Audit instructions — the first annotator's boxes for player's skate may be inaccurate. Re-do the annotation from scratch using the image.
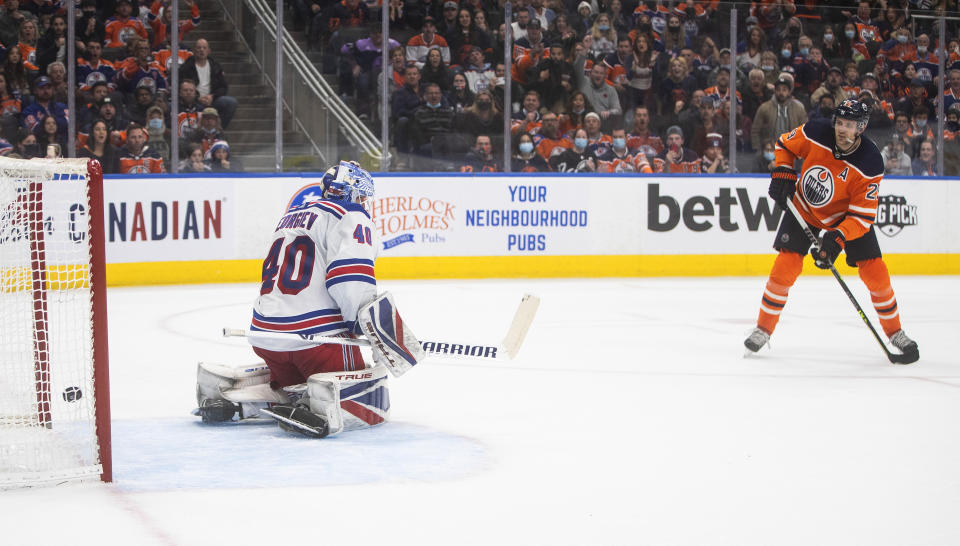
[196,398,240,423]
[743,327,771,355]
[889,330,919,364]
[261,404,330,439]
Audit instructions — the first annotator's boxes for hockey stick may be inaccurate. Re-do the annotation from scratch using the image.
[784,200,914,364]
[223,294,540,361]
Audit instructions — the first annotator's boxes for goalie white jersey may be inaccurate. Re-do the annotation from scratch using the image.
[250,199,379,352]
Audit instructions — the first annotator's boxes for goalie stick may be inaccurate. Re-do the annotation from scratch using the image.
[224,294,540,361]
[784,200,916,365]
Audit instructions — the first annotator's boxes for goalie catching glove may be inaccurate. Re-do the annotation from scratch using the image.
[355,292,426,377]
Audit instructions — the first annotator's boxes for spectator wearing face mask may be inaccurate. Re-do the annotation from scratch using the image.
[905,33,939,83]
[144,105,169,164]
[550,128,598,172]
[596,127,651,173]
[511,132,550,172]
[905,105,934,157]
[808,93,835,124]
[453,89,502,138]
[754,138,776,173]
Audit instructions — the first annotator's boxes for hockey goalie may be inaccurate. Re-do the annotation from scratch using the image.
[194,161,425,438]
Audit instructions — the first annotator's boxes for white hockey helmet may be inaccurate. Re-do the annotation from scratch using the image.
[321,160,374,204]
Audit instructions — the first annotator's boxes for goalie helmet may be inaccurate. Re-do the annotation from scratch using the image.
[321,160,375,204]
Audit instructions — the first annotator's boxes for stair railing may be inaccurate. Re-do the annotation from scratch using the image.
[217,0,385,169]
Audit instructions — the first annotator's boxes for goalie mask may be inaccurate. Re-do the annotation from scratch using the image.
[321,161,375,204]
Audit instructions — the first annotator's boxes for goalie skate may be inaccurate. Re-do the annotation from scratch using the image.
[195,398,240,423]
[260,405,330,439]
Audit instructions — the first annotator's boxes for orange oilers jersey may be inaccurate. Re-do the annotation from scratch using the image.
[774,119,884,242]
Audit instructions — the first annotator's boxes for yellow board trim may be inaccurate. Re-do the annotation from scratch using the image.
[104,254,960,286]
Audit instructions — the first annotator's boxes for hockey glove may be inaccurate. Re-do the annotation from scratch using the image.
[768,166,798,209]
[812,230,844,269]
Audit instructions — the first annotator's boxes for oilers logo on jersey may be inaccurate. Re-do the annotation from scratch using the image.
[801,166,835,207]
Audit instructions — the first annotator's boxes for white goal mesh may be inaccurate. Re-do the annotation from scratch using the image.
[0,157,110,488]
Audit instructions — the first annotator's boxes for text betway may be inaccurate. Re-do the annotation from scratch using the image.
[647,184,781,232]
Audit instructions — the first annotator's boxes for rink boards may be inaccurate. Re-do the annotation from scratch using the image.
[95,173,959,285]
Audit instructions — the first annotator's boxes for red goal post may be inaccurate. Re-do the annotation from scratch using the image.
[0,157,111,488]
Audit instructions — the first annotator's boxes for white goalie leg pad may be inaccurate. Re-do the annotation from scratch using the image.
[357,292,426,377]
[306,365,391,435]
[196,362,290,418]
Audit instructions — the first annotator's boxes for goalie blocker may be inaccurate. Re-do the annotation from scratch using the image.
[356,292,426,377]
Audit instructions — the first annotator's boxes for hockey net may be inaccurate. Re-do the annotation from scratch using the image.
[0,157,111,488]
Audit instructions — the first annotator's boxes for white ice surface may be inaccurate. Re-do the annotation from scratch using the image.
[2,276,959,546]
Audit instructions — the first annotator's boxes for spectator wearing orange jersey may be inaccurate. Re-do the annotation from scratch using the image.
[534,112,571,162]
[625,105,663,159]
[118,124,165,174]
[653,125,700,173]
[148,0,200,51]
[511,90,543,136]
[17,17,39,71]
[597,127,652,173]
[558,91,591,138]
[104,0,148,49]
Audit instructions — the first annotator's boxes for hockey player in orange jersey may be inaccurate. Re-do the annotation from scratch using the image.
[744,99,919,362]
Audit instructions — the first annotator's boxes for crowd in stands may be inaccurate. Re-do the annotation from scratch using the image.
[3,0,960,175]
[0,0,240,173]
[316,0,960,174]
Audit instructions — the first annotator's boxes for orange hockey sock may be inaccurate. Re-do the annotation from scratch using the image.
[757,250,804,335]
[857,258,902,336]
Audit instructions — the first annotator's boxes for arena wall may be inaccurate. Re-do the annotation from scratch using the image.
[97,173,959,286]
